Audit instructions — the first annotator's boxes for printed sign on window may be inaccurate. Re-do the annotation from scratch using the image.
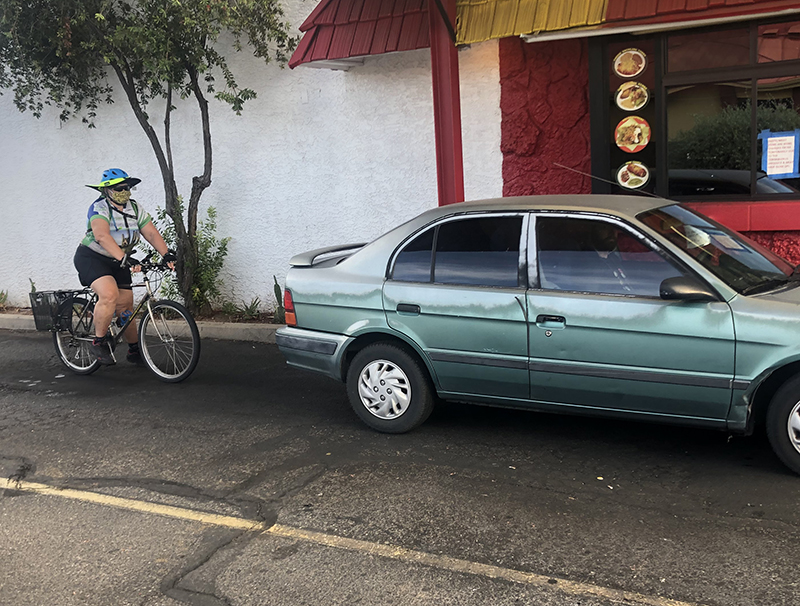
[759,129,800,179]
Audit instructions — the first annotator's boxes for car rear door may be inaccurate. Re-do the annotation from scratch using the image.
[526,213,735,424]
[383,213,530,400]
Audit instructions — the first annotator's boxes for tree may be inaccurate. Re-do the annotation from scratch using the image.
[0,0,295,313]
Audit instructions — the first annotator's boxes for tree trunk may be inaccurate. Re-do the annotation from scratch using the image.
[113,62,209,315]
[182,65,213,314]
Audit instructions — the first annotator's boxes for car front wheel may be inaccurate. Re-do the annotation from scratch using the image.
[346,343,435,433]
[766,375,800,475]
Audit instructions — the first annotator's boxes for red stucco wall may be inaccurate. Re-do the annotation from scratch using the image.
[499,37,592,196]
[747,232,800,266]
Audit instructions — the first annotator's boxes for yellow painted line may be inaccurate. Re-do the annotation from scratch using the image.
[266,523,702,606]
[15,481,264,531]
[12,481,705,606]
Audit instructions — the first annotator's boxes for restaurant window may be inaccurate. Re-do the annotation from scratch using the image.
[668,28,749,72]
[591,18,800,202]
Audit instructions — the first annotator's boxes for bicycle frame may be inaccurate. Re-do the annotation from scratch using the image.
[53,254,199,382]
[65,263,164,345]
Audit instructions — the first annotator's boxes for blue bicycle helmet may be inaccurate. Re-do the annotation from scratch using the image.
[86,168,141,190]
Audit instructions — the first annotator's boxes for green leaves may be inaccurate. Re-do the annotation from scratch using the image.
[156,201,231,312]
[3,0,297,312]
[0,0,298,124]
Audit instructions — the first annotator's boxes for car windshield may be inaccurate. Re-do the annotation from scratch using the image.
[637,204,795,295]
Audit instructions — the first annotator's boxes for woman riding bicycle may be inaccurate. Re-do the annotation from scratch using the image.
[74,168,175,366]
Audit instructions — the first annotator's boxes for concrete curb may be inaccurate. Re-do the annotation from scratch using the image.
[0,313,283,343]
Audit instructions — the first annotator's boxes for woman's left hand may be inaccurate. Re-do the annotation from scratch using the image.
[162,250,177,271]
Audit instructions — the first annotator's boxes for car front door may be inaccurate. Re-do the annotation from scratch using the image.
[383,213,530,400]
[527,214,735,423]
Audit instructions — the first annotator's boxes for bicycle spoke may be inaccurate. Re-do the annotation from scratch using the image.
[53,296,99,375]
[139,301,200,382]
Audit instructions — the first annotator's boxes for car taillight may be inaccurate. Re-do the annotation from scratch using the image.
[284,288,297,327]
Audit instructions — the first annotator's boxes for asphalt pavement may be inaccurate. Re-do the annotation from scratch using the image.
[1,328,799,606]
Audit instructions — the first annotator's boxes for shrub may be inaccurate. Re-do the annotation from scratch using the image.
[273,276,285,324]
[156,200,231,313]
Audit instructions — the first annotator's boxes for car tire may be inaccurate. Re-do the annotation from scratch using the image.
[766,375,800,475]
[346,343,435,433]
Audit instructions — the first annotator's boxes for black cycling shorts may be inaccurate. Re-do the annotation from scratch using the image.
[74,245,133,290]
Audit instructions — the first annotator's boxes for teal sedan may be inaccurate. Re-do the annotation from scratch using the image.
[276,196,800,475]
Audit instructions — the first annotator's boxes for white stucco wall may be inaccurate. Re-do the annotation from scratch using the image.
[0,4,501,309]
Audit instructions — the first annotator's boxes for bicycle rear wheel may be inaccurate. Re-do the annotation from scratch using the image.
[53,297,101,375]
[138,300,200,383]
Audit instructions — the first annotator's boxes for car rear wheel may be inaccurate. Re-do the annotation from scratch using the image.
[346,343,435,433]
[766,375,800,475]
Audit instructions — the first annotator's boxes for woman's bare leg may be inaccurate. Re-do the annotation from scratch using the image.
[91,276,119,339]
[115,288,138,344]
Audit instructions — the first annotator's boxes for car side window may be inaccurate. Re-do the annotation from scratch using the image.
[536,217,687,297]
[392,228,434,282]
[434,216,523,287]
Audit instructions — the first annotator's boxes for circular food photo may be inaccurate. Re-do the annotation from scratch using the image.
[615,81,649,111]
[613,48,647,78]
[617,162,650,189]
[615,116,651,153]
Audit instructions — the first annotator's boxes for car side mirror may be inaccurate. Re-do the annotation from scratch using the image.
[660,276,719,302]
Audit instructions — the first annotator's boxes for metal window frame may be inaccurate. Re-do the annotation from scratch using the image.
[527,210,702,298]
[387,212,529,289]
[590,15,800,202]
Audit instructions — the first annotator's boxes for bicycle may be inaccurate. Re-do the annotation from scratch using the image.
[30,253,201,382]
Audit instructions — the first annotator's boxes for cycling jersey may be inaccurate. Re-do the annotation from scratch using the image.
[80,197,152,257]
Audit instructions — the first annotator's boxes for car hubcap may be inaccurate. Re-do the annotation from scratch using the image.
[789,401,800,454]
[357,359,411,419]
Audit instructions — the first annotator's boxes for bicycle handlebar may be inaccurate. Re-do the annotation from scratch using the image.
[138,253,175,274]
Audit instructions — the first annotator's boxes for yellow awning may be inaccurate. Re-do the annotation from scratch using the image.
[456,0,608,45]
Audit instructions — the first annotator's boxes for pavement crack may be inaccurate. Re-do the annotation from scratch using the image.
[269,465,327,503]
[61,476,273,526]
[161,527,254,606]
[2,456,35,489]
[69,476,224,500]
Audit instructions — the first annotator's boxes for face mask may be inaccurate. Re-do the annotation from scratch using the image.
[110,189,131,205]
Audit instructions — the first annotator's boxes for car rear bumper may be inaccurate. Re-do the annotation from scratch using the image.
[275,327,351,381]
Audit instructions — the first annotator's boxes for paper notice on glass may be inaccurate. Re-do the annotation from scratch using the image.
[766,136,796,176]
[711,233,745,251]
[760,129,800,179]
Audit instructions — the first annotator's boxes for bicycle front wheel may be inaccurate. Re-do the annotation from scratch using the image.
[138,300,200,383]
[53,296,101,375]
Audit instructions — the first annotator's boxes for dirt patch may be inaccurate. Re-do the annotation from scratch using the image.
[0,307,32,315]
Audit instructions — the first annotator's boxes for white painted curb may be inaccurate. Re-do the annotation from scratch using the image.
[0,313,282,343]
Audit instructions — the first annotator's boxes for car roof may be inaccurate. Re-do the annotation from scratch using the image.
[414,194,671,223]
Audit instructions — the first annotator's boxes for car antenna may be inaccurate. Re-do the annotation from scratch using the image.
[552,163,667,200]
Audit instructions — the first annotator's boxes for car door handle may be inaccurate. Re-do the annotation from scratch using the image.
[535,314,566,328]
[396,303,421,315]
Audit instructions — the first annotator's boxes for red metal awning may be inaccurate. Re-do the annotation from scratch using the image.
[291,0,800,66]
[518,0,800,42]
[605,0,800,28]
[289,0,431,69]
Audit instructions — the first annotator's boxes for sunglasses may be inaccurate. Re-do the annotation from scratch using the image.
[111,184,131,192]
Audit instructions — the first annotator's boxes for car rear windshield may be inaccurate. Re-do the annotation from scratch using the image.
[637,204,794,294]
